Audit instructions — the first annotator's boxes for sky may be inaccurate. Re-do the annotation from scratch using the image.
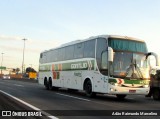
[0,0,160,72]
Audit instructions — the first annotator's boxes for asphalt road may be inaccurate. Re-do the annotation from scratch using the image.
[0,78,160,119]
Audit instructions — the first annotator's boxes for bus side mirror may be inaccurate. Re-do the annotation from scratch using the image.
[146,52,159,66]
[108,47,114,62]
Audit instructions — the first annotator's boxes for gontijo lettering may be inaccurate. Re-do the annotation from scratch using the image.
[71,63,88,69]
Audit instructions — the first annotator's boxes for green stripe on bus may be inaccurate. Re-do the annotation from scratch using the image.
[39,60,95,71]
[109,78,150,85]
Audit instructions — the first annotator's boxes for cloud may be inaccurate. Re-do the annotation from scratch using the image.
[0,45,21,52]
[0,34,60,47]
[26,38,61,48]
[0,45,42,54]
[0,34,62,59]
[0,35,22,41]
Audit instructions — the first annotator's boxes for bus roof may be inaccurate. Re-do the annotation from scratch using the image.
[41,35,145,53]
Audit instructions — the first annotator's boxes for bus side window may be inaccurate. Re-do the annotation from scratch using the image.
[65,45,74,60]
[84,39,95,58]
[39,53,43,63]
[74,43,84,59]
[58,48,65,61]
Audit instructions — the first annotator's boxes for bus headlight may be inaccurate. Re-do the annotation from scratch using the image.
[110,88,117,92]
[114,83,119,86]
[143,85,149,88]
[110,82,121,86]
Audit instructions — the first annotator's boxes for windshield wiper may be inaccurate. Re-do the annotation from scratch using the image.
[134,60,144,80]
[125,59,143,80]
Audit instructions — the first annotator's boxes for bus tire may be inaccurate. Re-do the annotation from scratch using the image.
[52,86,59,90]
[84,79,96,97]
[44,78,49,90]
[153,88,160,100]
[116,94,126,100]
[48,78,53,90]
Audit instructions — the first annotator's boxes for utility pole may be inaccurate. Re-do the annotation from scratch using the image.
[1,53,4,74]
[22,38,27,75]
[29,64,32,68]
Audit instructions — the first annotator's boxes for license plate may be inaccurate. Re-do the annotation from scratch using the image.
[129,90,136,93]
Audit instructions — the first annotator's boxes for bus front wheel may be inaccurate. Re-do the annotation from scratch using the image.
[153,88,160,100]
[116,94,126,100]
[84,80,96,97]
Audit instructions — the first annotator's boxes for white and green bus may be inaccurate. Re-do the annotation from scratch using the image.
[38,35,158,99]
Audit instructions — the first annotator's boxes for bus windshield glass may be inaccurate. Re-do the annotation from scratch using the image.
[111,52,150,79]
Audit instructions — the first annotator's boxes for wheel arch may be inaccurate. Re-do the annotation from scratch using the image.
[48,77,52,84]
[83,77,93,90]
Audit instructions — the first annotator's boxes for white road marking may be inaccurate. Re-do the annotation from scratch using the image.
[56,92,91,101]
[0,90,58,119]
[14,84,24,87]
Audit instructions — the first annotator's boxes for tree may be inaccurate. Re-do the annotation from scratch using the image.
[12,68,16,73]
[11,68,20,74]
[26,67,36,73]
[16,68,20,74]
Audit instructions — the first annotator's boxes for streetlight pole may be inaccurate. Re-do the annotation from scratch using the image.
[1,53,4,74]
[29,64,32,68]
[22,38,27,75]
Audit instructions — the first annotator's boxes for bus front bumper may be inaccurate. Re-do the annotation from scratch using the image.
[108,84,150,95]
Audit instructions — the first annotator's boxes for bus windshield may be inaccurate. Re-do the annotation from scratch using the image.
[111,52,150,79]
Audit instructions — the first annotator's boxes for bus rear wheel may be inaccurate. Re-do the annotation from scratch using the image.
[84,80,96,97]
[44,79,49,90]
[48,79,53,90]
